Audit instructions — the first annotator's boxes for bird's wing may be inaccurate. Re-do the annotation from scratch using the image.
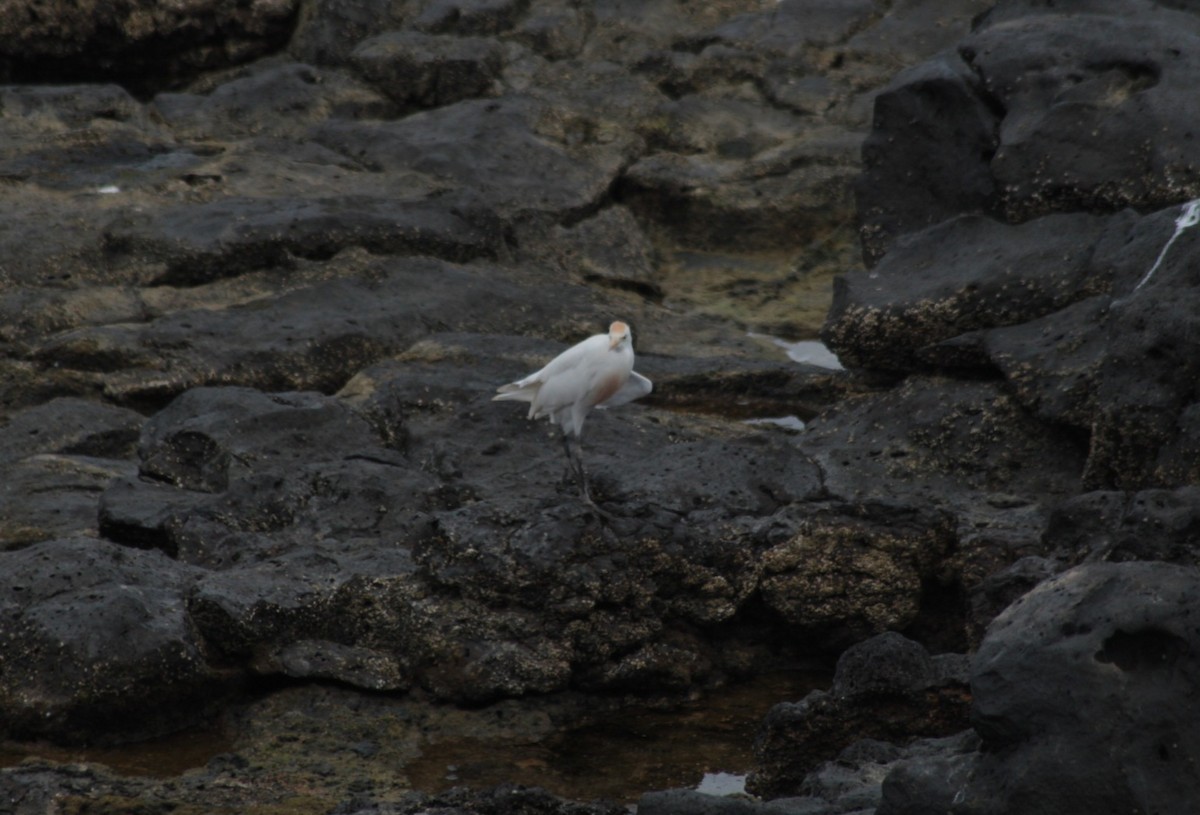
[597,370,652,408]
[537,334,608,380]
[494,334,607,400]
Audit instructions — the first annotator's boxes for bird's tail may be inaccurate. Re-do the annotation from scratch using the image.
[493,382,538,403]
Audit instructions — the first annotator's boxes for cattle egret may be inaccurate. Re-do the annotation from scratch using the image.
[494,320,652,512]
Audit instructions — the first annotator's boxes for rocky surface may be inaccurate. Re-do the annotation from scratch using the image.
[746,633,969,800]
[963,562,1200,812]
[4,0,1200,813]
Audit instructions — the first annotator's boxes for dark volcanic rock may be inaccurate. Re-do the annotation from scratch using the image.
[103,193,500,287]
[10,0,1200,811]
[102,385,440,560]
[874,731,981,815]
[802,376,1084,513]
[964,3,1200,221]
[412,0,531,36]
[830,631,936,699]
[747,633,970,800]
[824,212,1118,372]
[313,95,638,227]
[288,0,407,67]
[350,31,506,109]
[620,125,861,251]
[77,336,834,706]
[0,0,300,96]
[857,1,1200,259]
[152,61,395,140]
[855,56,999,267]
[961,562,1200,815]
[965,555,1057,647]
[0,757,628,815]
[0,396,145,547]
[1044,486,1200,565]
[1,455,136,548]
[20,255,588,409]
[758,503,956,644]
[0,538,222,743]
[0,397,143,464]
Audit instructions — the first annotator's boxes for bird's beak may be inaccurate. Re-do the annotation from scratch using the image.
[609,334,621,350]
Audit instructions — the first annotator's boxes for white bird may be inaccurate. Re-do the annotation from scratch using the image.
[494,320,652,511]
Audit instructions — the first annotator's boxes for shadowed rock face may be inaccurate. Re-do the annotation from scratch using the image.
[5,0,1200,813]
[958,562,1200,815]
[0,0,302,96]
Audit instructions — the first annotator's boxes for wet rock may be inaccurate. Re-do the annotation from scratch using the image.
[350,31,505,109]
[644,730,979,815]
[874,731,981,815]
[288,0,408,67]
[857,2,1200,260]
[961,561,1200,814]
[1044,486,1200,565]
[0,396,142,547]
[825,212,1118,373]
[0,538,222,743]
[313,95,638,226]
[547,205,660,295]
[511,3,590,60]
[965,556,1057,647]
[963,3,1200,221]
[20,255,597,409]
[747,634,970,799]
[759,504,956,644]
[620,126,861,251]
[0,455,137,548]
[0,397,143,464]
[152,61,395,140]
[0,0,299,96]
[855,56,999,266]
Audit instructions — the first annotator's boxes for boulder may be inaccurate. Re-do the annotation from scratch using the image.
[963,4,1200,221]
[825,212,1119,373]
[748,634,970,799]
[963,562,1200,814]
[758,504,956,643]
[0,538,221,742]
[1044,486,1200,565]
[855,57,999,266]
[856,1,1200,261]
[350,31,505,109]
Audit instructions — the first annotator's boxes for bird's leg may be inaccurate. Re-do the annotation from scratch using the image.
[560,432,611,521]
[559,431,582,486]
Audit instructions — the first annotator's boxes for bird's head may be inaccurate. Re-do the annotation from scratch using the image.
[608,321,631,350]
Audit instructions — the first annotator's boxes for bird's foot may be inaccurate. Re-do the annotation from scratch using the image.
[581,493,614,523]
